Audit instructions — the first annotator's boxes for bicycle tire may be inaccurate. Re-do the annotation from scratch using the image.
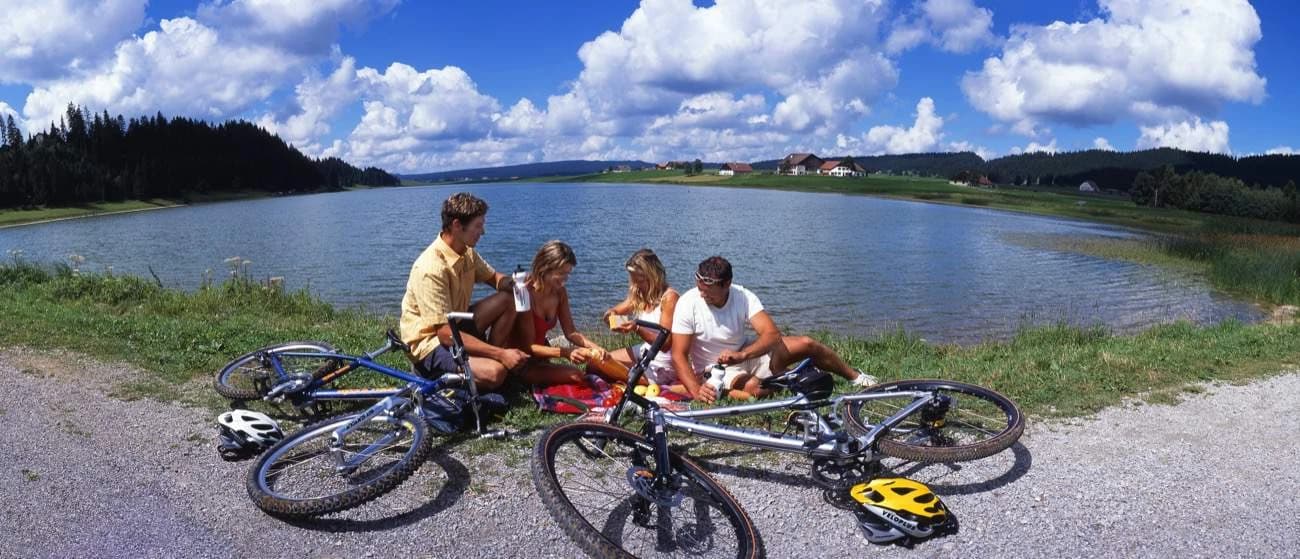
[843,379,1024,463]
[214,341,336,400]
[247,410,432,518]
[532,422,763,559]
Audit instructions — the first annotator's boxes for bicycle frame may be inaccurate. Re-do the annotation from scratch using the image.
[609,319,939,486]
[255,311,501,438]
[657,390,933,459]
[265,350,425,402]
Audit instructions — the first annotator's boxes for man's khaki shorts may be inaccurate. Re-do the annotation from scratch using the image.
[712,353,773,390]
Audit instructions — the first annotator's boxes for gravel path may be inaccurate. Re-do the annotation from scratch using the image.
[3,347,1297,558]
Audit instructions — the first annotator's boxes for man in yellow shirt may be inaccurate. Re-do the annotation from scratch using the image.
[400,192,528,390]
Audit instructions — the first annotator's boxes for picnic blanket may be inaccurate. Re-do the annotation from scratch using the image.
[532,374,691,414]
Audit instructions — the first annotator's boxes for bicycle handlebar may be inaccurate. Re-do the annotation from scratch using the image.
[606,319,672,423]
[633,319,671,357]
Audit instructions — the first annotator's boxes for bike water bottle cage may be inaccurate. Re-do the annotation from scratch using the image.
[850,477,954,542]
[760,359,834,400]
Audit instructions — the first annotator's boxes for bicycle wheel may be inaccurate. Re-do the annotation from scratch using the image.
[843,379,1024,463]
[532,422,763,559]
[214,341,337,400]
[247,410,432,517]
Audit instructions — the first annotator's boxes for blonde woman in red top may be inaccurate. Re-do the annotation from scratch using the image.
[512,240,610,386]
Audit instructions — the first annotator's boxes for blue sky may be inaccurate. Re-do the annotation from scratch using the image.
[1,0,1296,173]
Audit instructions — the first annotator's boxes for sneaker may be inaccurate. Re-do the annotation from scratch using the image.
[851,370,878,387]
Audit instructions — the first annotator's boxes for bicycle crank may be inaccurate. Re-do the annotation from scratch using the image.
[810,456,882,490]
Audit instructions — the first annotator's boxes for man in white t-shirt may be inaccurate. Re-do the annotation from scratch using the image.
[670,256,877,404]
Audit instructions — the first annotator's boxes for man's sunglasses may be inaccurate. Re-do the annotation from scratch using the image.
[695,272,726,286]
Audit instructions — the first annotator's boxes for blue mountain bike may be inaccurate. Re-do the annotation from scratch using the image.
[236,312,505,517]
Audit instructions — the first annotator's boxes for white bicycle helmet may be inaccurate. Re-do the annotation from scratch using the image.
[217,410,283,460]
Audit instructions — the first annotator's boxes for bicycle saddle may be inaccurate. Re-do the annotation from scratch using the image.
[385,328,412,355]
[760,358,834,399]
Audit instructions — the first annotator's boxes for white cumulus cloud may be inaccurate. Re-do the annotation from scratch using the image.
[962,0,1265,136]
[649,93,768,131]
[1137,118,1230,153]
[196,0,399,56]
[328,62,537,172]
[0,0,147,83]
[552,0,896,137]
[494,99,546,138]
[945,140,994,160]
[20,0,397,130]
[352,63,501,142]
[859,97,945,154]
[24,18,301,129]
[1010,138,1059,154]
[257,56,361,154]
[1264,146,1295,155]
[886,0,997,54]
[0,101,24,137]
[1093,137,1115,151]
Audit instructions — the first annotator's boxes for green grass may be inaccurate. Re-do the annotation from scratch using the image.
[0,199,182,227]
[3,260,1297,430]
[1003,233,1300,307]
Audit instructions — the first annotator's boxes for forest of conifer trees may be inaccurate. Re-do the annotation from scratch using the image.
[0,105,399,210]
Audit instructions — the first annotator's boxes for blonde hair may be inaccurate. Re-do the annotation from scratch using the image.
[625,249,668,312]
[527,240,577,292]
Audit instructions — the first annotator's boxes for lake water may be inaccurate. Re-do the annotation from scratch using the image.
[0,182,1263,343]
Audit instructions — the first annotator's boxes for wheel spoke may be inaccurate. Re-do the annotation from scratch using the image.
[536,424,755,558]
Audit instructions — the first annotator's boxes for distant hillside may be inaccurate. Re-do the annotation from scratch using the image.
[402,148,1298,193]
[982,148,1299,191]
[402,160,655,182]
[751,152,983,178]
[755,149,1298,191]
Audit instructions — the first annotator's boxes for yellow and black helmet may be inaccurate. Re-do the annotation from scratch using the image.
[850,478,955,543]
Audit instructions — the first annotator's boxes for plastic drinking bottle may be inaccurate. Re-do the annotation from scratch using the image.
[512,266,530,312]
[706,364,726,395]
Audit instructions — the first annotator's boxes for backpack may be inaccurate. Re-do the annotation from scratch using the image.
[421,387,507,434]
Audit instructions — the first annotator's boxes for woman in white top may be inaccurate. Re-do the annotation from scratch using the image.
[601,249,680,386]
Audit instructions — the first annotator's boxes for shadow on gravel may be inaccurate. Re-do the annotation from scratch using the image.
[276,440,473,533]
[679,444,825,489]
[889,441,1033,496]
[656,439,1033,497]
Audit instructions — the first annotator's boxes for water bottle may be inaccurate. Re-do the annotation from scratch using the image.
[705,364,726,398]
[511,265,531,312]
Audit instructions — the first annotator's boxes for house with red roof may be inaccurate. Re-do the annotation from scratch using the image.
[718,162,753,176]
[818,159,866,177]
[778,153,824,175]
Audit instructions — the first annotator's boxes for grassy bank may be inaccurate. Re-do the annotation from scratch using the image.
[0,199,183,227]
[3,261,1297,429]
[0,188,389,228]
